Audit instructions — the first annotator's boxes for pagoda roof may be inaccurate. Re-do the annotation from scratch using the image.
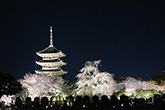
[38,59,60,62]
[36,69,61,72]
[35,69,67,75]
[38,45,60,53]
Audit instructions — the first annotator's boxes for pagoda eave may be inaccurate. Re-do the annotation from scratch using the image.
[36,51,66,58]
[36,61,66,66]
[35,70,67,75]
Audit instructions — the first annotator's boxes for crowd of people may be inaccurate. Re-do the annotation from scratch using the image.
[0,94,165,110]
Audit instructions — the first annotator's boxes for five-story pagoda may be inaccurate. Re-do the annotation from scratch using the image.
[35,26,67,76]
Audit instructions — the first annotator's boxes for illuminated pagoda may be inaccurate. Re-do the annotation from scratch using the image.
[35,26,67,76]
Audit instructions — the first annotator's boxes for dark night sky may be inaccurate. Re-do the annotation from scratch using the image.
[0,0,165,82]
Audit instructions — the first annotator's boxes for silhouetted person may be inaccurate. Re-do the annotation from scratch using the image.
[110,95,118,109]
[15,97,22,108]
[74,96,82,104]
[100,95,110,110]
[73,96,82,110]
[83,96,90,104]
[82,96,90,109]
[91,95,99,110]
[33,97,40,108]
[161,94,165,110]
[25,97,32,108]
[120,95,129,110]
[50,96,56,105]
[154,94,161,105]
[41,97,48,107]
[92,95,99,105]
[153,94,162,110]
[101,95,109,104]
[124,97,129,110]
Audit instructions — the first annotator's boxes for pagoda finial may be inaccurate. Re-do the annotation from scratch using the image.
[50,26,53,47]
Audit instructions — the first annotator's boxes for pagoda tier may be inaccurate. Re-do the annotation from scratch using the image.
[36,60,66,67]
[35,26,67,76]
[36,46,66,59]
[35,69,67,75]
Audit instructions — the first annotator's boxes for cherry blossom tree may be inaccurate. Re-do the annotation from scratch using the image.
[75,61,99,97]
[75,60,116,97]
[92,72,116,96]
[19,73,64,100]
[116,77,162,99]
[122,77,153,94]
[49,76,67,97]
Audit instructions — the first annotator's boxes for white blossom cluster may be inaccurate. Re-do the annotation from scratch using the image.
[75,60,116,97]
[0,95,14,106]
[117,77,163,96]
[19,73,64,100]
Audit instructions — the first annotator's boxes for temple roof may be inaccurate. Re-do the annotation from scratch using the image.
[37,26,61,54]
[36,69,61,71]
[38,45,60,53]
[35,69,67,75]
[37,59,60,62]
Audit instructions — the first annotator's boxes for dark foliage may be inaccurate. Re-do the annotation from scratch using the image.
[0,71,22,98]
[151,74,165,84]
[115,77,125,83]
